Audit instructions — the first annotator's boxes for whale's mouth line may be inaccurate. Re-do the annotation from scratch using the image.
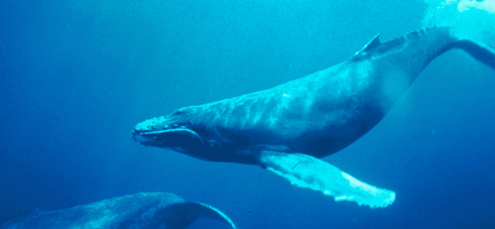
[133,127,204,146]
[142,128,191,136]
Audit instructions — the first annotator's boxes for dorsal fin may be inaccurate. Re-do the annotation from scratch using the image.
[356,33,381,55]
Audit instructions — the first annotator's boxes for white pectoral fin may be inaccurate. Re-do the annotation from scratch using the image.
[257,151,396,208]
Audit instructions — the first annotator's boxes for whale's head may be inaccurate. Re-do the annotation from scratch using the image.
[132,107,232,161]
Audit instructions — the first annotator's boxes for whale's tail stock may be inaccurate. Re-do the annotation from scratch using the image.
[450,38,495,70]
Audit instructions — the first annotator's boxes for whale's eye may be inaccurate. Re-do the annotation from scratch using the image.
[208,140,219,149]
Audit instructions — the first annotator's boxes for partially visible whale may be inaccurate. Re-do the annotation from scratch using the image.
[0,192,236,229]
[132,27,495,208]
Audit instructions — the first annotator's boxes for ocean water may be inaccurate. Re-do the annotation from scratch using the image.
[1,0,495,228]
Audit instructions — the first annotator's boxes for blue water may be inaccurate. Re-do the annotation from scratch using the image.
[1,0,495,228]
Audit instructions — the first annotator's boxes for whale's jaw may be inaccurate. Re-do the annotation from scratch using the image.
[132,117,204,153]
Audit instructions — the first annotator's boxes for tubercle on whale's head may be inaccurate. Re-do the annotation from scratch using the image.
[131,108,222,158]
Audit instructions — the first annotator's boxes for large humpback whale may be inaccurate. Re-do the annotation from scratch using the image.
[132,27,495,208]
[0,192,236,229]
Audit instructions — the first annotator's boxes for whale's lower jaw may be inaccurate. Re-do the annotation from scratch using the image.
[132,128,204,150]
[133,132,156,144]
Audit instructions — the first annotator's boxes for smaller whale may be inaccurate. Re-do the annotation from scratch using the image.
[0,192,236,229]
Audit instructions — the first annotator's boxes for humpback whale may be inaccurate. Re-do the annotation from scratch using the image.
[0,192,236,229]
[132,27,495,208]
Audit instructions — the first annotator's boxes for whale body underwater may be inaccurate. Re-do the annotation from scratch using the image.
[132,27,495,208]
[0,192,236,229]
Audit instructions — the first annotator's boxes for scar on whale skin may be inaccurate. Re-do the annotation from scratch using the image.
[133,26,495,208]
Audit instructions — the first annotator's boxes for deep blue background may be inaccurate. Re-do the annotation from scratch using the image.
[1,0,495,228]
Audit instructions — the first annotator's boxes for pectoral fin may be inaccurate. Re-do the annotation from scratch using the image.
[257,150,395,208]
[154,202,236,229]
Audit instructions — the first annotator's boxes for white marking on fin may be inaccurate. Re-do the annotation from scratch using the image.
[259,151,396,208]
